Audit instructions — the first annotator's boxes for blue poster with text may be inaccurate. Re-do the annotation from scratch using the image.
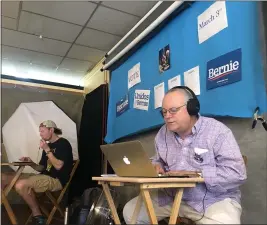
[116,94,129,117]
[206,48,242,90]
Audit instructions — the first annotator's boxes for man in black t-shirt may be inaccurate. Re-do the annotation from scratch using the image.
[39,129,73,188]
[2,120,73,225]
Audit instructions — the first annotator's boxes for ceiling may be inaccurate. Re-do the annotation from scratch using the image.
[1,1,156,86]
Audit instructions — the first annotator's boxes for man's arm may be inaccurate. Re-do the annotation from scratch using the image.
[40,140,64,170]
[35,150,46,172]
[150,142,166,174]
[46,150,64,170]
[20,156,45,172]
[151,143,162,164]
[44,140,73,171]
[30,163,45,172]
[202,130,247,193]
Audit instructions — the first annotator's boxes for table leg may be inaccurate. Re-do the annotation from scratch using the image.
[1,192,18,224]
[2,166,25,225]
[140,189,158,224]
[4,166,25,196]
[130,193,142,224]
[101,182,121,225]
[169,188,184,225]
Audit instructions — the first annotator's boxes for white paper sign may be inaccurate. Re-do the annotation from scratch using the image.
[168,75,181,90]
[197,1,228,44]
[134,89,150,111]
[184,66,200,95]
[154,82,165,109]
[128,63,141,89]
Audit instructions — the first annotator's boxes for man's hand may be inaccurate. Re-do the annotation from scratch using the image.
[19,156,44,172]
[39,140,49,152]
[19,157,32,162]
[153,163,165,174]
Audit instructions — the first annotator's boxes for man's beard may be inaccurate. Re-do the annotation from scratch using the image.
[43,134,52,142]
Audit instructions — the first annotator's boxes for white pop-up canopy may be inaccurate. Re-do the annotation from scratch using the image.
[2,101,79,173]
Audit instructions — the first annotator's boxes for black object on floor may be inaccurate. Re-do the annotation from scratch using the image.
[68,187,120,225]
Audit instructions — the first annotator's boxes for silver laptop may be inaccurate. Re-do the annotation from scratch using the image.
[100,140,159,177]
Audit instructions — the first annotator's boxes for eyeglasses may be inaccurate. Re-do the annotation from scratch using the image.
[161,104,186,117]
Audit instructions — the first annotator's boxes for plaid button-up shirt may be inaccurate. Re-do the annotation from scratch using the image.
[151,116,247,212]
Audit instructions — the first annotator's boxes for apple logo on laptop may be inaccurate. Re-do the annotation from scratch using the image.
[123,156,131,165]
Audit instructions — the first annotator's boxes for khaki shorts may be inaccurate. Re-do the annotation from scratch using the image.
[24,174,63,193]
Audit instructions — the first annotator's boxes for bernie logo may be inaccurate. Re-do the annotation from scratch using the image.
[117,99,128,112]
[128,71,139,83]
[208,60,239,81]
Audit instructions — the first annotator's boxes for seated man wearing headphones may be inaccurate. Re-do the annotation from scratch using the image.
[123,86,247,224]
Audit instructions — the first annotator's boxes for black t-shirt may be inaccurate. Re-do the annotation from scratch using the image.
[39,137,73,186]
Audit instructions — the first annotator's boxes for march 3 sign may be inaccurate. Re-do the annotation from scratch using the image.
[116,94,129,117]
[206,48,242,90]
[198,1,228,44]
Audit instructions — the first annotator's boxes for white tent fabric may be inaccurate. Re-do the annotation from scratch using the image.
[2,101,79,173]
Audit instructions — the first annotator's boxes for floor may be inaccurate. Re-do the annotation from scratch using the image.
[2,204,31,224]
[1,203,63,225]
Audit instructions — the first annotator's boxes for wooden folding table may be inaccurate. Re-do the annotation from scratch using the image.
[92,176,204,225]
[1,162,35,224]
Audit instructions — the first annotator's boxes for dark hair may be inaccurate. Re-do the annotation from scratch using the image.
[53,128,62,135]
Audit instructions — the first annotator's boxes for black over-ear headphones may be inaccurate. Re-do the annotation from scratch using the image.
[169,86,200,116]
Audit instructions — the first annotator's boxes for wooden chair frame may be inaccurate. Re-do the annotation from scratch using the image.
[25,159,79,225]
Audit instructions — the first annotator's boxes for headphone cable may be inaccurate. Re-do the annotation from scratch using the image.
[162,184,207,222]
[164,126,169,171]
[190,185,207,222]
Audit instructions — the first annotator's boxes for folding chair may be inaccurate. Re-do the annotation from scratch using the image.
[25,159,79,225]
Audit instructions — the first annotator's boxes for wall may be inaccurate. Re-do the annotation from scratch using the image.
[1,82,84,131]
[106,1,267,143]
[83,58,109,95]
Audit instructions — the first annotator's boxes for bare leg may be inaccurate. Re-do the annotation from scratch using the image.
[1,172,15,190]
[15,179,42,216]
